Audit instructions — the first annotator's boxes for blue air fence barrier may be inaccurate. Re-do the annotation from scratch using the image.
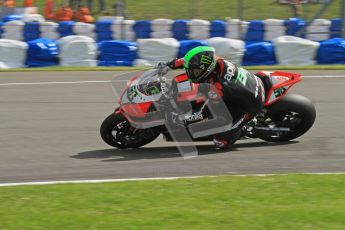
[285,17,306,37]
[97,31,113,42]
[98,40,137,66]
[248,20,265,31]
[243,41,277,66]
[24,21,40,41]
[317,38,345,64]
[95,20,113,41]
[2,14,22,22]
[26,38,59,67]
[57,21,75,37]
[330,18,342,38]
[95,20,112,32]
[178,40,208,58]
[210,20,226,38]
[172,20,189,41]
[0,22,3,37]
[244,20,265,42]
[133,20,151,39]
[98,60,134,66]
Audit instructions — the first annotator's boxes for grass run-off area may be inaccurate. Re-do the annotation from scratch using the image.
[16,0,343,20]
[0,174,344,230]
[1,65,345,72]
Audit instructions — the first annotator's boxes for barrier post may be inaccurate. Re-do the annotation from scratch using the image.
[237,0,243,40]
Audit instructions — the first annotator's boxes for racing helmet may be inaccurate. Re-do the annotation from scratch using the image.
[183,46,216,83]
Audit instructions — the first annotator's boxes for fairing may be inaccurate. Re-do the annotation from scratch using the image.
[263,71,302,106]
[118,69,302,119]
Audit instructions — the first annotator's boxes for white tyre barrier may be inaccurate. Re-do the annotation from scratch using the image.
[0,39,28,69]
[188,19,210,40]
[111,20,135,33]
[39,21,58,33]
[225,19,248,40]
[273,35,320,66]
[21,14,45,22]
[150,31,173,39]
[306,19,331,41]
[73,22,95,34]
[3,20,24,32]
[112,32,136,41]
[151,18,173,31]
[137,38,179,65]
[41,31,60,40]
[207,37,245,65]
[264,19,286,41]
[58,35,97,67]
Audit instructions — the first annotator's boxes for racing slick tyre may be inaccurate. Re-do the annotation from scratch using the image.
[259,94,316,142]
[100,112,160,149]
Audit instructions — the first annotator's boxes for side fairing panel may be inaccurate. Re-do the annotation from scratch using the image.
[265,71,302,106]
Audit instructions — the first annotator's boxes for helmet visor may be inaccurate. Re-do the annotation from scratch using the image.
[186,66,207,82]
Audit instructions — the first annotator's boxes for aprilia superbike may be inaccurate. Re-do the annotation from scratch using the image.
[100,66,316,149]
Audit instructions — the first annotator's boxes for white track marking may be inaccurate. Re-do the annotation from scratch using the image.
[0,75,343,87]
[303,75,345,78]
[0,172,344,187]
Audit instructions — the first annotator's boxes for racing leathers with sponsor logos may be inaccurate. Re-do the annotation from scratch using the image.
[168,57,266,149]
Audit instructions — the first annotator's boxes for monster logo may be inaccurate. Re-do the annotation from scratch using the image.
[200,55,212,65]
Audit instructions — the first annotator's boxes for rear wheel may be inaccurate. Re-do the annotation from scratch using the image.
[100,112,160,149]
[259,94,316,142]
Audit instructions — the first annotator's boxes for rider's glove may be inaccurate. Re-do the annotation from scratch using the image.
[166,58,184,70]
[166,58,178,69]
[157,62,170,76]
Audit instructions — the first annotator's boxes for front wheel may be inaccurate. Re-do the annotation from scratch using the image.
[259,94,316,142]
[100,112,160,149]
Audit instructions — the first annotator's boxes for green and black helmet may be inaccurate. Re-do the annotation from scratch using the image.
[183,46,216,83]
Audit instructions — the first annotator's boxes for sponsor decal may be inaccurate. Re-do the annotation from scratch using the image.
[223,61,236,82]
[185,112,204,122]
[236,68,248,86]
[200,55,212,65]
[127,85,138,100]
[274,86,287,98]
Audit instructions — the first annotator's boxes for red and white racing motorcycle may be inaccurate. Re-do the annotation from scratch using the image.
[100,66,316,149]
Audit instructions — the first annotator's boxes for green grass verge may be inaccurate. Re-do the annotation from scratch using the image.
[0,174,345,230]
[1,65,345,72]
[17,0,343,20]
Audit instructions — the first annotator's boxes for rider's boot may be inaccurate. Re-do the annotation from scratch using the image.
[213,113,256,150]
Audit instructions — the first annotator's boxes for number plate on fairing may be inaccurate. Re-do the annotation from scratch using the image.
[265,71,302,106]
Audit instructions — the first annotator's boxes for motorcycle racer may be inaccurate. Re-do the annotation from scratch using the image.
[166,46,266,149]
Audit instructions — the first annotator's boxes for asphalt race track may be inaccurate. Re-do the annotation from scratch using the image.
[0,70,344,183]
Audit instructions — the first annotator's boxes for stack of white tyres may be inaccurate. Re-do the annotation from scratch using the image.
[264,19,286,41]
[111,20,136,41]
[72,22,96,40]
[225,19,248,40]
[207,37,245,65]
[21,14,45,22]
[40,21,59,40]
[2,20,24,41]
[306,19,331,41]
[273,35,320,66]
[135,38,179,66]
[188,19,210,40]
[58,35,97,66]
[0,39,28,69]
[150,18,173,39]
